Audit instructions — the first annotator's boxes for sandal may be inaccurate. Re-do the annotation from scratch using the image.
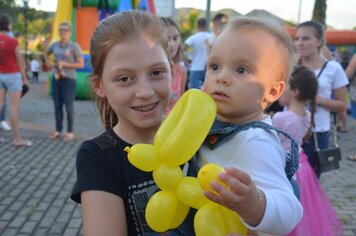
[337,126,348,133]
[14,140,33,147]
[49,131,61,140]
[63,133,75,141]
[347,155,356,161]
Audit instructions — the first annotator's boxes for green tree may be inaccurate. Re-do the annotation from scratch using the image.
[312,0,327,25]
[179,9,199,42]
[0,0,19,19]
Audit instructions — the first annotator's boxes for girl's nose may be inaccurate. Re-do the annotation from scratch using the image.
[135,77,154,98]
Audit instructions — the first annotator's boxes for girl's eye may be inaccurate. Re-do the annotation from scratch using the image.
[119,76,130,82]
[116,76,134,85]
[235,66,249,74]
[150,69,166,78]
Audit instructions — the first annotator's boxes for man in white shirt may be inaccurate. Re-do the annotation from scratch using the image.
[182,18,210,89]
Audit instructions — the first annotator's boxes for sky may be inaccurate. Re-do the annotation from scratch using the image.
[24,0,356,30]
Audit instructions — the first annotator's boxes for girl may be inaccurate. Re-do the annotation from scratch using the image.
[273,65,342,236]
[161,17,187,113]
[294,21,348,177]
[70,12,196,235]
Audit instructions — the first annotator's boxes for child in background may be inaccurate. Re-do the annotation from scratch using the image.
[70,11,197,235]
[199,16,303,235]
[30,55,40,83]
[273,65,342,236]
[161,17,187,112]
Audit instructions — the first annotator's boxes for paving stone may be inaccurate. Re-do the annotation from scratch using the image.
[19,221,37,234]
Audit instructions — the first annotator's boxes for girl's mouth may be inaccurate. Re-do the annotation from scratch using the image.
[132,102,159,112]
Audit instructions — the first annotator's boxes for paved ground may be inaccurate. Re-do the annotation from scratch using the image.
[0,73,356,235]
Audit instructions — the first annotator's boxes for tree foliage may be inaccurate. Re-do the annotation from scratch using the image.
[179,9,199,42]
[0,0,53,53]
[312,0,327,25]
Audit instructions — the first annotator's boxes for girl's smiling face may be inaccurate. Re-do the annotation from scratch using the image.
[94,35,171,140]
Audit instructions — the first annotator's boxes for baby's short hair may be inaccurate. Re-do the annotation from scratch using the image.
[226,16,296,82]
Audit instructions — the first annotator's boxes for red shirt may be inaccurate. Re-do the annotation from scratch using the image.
[0,34,20,73]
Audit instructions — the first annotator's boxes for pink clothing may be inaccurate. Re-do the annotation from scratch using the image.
[286,152,342,236]
[273,110,342,236]
[166,64,184,113]
[272,110,310,151]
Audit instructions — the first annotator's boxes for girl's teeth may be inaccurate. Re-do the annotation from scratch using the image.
[134,103,156,112]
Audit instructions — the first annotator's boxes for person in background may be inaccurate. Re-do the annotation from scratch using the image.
[182,18,209,89]
[335,50,352,133]
[273,65,342,236]
[295,21,348,177]
[161,17,187,113]
[70,12,197,235]
[346,53,356,161]
[45,21,84,141]
[0,12,31,146]
[30,55,40,83]
[199,16,302,235]
[0,96,11,131]
[205,13,228,52]
[0,25,15,132]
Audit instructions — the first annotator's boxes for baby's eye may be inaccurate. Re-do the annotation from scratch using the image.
[209,63,219,71]
[235,66,249,74]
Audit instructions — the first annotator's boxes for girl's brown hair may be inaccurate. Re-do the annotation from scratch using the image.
[89,11,168,129]
[290,65,318,142]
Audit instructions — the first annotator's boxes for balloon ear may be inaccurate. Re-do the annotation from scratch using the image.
[91,75,105,98]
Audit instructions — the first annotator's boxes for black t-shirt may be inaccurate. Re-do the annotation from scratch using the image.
[71,129,196,235]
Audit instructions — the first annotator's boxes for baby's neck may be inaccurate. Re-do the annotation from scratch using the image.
[217,111,265,125]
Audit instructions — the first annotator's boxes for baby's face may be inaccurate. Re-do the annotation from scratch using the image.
[203,28,286,124]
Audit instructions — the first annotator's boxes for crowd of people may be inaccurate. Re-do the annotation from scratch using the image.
[1,8,356,235]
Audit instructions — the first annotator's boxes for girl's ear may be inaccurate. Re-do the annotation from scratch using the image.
[265,81,285,104]
[91,76,105,98]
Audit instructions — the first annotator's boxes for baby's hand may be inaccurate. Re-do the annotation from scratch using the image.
[204,167,265,226]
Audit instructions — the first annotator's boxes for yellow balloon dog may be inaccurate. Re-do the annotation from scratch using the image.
[125,89,247,235]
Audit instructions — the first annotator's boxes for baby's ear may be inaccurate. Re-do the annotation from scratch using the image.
[266,81,285,104]
[91,75,105,98]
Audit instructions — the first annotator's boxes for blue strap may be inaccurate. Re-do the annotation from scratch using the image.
[207,121,299,180]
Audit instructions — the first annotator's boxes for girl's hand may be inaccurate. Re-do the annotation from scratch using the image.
[204,167,266,226]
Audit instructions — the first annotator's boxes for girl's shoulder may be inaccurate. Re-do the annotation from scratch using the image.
[80,129,130,153]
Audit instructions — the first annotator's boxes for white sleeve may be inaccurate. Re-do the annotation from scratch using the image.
[229,132,303,234]
[330,61,349,89]
[184,34,194,47]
